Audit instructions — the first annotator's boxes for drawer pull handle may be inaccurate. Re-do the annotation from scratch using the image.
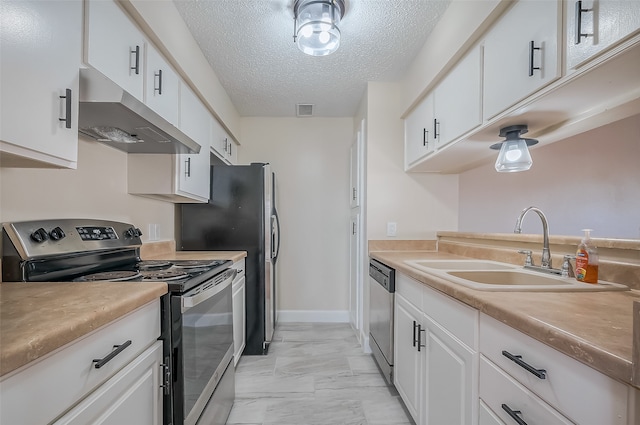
[93,340,132,369]
[502,350,546,379]
[501,404,528,425]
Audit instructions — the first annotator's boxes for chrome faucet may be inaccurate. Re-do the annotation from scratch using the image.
[514,206,552,269]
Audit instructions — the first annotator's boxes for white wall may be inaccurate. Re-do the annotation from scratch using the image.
[0,137,175,241]
[239,117,354,316]
[366,82,459,240]
[458,115,640,239]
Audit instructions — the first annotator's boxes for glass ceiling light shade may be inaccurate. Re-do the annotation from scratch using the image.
[489,125,538,173]
[293,0,345,56]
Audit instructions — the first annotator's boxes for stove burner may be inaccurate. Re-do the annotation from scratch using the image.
[171,260,223,270]
[137,260,172,271]
[141,270,190,282]
[76,271,142,282]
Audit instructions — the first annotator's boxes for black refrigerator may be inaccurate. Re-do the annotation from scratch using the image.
[177,163,280,355]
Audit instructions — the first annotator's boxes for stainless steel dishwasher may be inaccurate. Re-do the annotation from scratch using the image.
[368,258,395,385]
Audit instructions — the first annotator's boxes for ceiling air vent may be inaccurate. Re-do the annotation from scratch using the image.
[296,103,314,117]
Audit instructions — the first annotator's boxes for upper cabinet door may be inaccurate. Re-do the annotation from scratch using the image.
[434,46,482,149]
[0,0,82,168]
[404,93,435,169]
[84,0,145,101]
[145,45,179,126]
[566,0,640,70]
[483,0,562,120]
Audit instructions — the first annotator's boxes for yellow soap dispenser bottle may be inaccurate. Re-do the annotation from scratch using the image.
[575,229,599,284]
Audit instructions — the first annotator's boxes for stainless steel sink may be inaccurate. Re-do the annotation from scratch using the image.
[403,259,629,292]
[405,259,517,271]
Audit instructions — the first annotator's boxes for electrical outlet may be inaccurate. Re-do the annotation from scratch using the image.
[387,222,397,237]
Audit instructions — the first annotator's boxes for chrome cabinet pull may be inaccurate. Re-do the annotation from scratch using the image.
[417,324,426,351]
[160,359,171,395]
[423,128,429,147]
[154,69,163,95]
[575,1,593,44]
[528,41,541,76]
[502,350,546,379]
[131,45,140,74]
[185,157,191,177]
[59,88,72,129]
[93,340,131,369]
[501,404,528,425]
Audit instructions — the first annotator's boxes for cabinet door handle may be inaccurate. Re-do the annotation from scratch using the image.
[417,324,426,352]
[93,340,132,369]
[59,88,72,129]
[502,350,546,379]
[352,187,356,201]
[185,157,191,177]
[160,359,171,395]
[131,45,140,75]
[154,69,163,95]
[501,404,528,425]
[352,221,356,235]
[422,128,429,147]
[412,320,418,347]
[229,141,232,156]
[528,41,541,76]
[433,118,440,140]
[575,1,593,44]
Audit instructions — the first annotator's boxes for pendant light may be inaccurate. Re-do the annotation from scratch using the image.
[293,0,345,56]
[490,125,538,172]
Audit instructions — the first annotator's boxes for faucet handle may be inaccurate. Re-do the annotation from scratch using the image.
[518,249,534,266]
[561,255,576,278]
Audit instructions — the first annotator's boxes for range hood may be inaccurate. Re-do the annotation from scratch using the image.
[78,68,201,154]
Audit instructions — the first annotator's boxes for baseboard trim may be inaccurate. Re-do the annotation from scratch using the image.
[277,310,350,323]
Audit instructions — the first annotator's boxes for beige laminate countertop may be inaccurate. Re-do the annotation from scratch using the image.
[370,250,640,389]
[0,249,246,378]
[0,282,167,377]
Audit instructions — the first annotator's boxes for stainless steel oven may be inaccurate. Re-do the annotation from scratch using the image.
[172,268,235,425]
[1,219,236,425]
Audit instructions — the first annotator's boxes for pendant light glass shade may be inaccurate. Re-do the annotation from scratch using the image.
[490,125,538,173]
[294,0,345,56]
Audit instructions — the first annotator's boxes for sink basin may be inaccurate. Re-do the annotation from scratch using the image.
[403,260,629,292]
[405,259,517,271]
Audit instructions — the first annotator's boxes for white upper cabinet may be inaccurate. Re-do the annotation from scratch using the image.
[84,0,145,101]
[175,83,211,201]
[145,44,179,126]
[211,118,238,165]
[483,0,562,120]
[404,93,435,169]
[565,0,640,70]
[0,0,82,168]
[434,45,482,149]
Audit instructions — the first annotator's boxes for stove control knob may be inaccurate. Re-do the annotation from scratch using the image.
[49,227,66,241]
[124,227,142,238]
[30,228,49,243]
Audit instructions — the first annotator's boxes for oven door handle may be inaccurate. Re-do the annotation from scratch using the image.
[181,269,236,312]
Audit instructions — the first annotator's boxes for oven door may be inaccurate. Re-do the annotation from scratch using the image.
[171,270,235,425]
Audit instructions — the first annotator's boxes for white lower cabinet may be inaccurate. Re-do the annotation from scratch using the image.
[232,258,246,367]
[0,300,162,425]
[394,273,478,425]
[53,341,163,425]
[479,313,631,425]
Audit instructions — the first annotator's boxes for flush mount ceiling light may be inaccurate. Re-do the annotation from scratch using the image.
[293,0,345,56]
[489,125,539,173]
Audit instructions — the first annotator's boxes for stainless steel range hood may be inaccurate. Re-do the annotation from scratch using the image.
[78,68,201,154]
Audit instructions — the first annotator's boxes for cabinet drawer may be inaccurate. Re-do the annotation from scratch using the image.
[396,273,423,311]
[480,313,628,425]
[480,357,573,425]
[423,283,477,349]
[0,300,160,425]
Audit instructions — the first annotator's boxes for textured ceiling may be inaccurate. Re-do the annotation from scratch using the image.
[173,0,450,117]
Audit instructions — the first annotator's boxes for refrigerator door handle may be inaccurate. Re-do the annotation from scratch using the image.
[271,211,281,261]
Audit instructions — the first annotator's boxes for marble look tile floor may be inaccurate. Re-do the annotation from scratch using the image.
[227,323,414,425]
